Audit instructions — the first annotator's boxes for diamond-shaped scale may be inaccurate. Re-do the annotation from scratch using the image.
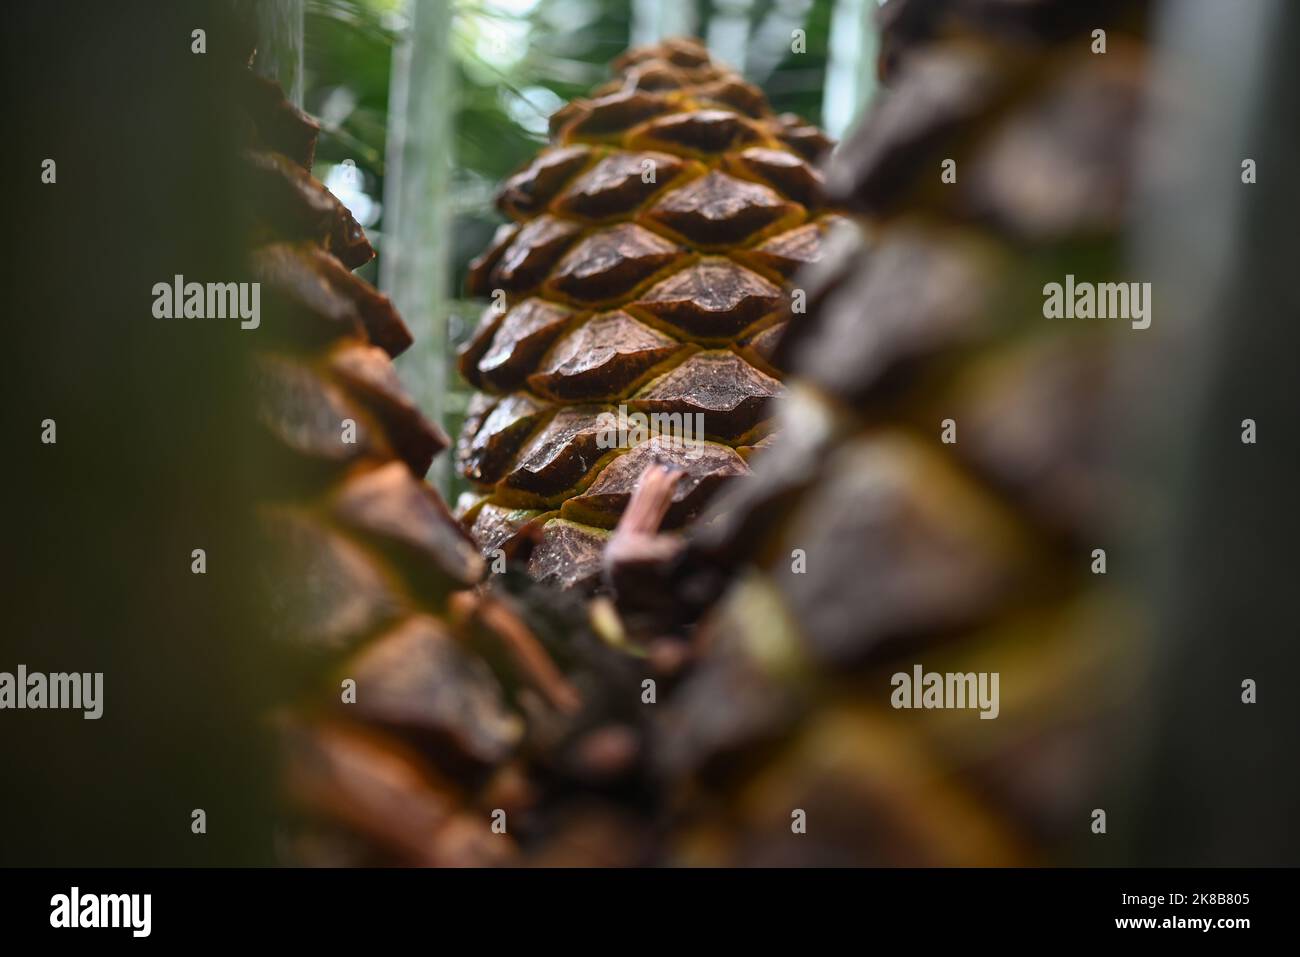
[737,320,788,372]
[497,145,594,220]
[736,217,841,280]
[544,223,685,305]
[630,257,783,341]
[768,112,834,162]
[461,392,548,486]
[526,519,609,591]
[630,349,780,440]
[557,89,673,142]
[724,146,825,209]
[628,109,766,156]
[643,170,802,248]
[464,222,519,297]
[617,61,687,93]
[553,150,691,221]
[695,79,768,119]
[455,393,495,475]
[499,405,620,503]
[490,214,582,294]
[457,303,509,390]
[528,310,689,401]
[473,297,580,393]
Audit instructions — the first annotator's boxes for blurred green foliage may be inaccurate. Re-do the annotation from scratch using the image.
[306,0,834,271]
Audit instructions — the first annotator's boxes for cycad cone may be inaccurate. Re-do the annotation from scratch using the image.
[456,38,840,590]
